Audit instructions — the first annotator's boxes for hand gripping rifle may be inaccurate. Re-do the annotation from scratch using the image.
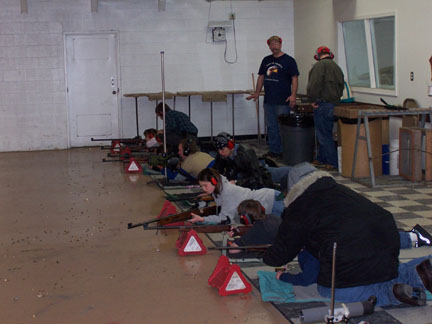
[142,224,252,236]
[127,205,221,229]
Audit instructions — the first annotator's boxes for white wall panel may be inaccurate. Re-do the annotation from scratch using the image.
[0,0,295,151]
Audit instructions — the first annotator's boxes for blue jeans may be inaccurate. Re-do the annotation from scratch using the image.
[266,166,292,184]
[279,250,320,286]
[317,255,431,306]
[264,104,290,154]
[313,102,337,167]
[284,232,427,306]
[271,190,285,216]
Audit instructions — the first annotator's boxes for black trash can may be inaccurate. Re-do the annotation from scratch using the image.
[278,113,315,166]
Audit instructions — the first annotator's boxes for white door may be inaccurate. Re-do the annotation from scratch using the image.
[65,33,120,147]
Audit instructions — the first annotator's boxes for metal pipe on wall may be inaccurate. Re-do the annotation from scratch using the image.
[161,51,167,179]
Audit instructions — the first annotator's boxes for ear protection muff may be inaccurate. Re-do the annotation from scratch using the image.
[210,177,218,186]
[227,139,235,149]
[261,205,266,215]
[240,213,252,226]
[214,132,235,150]
[267,36,282,45]
[183,139,192,156]
[314,46,334,61]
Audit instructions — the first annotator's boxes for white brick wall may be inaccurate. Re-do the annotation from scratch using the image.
[0,0,294,151]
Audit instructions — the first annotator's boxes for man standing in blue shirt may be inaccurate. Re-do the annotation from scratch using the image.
[247,36,299,158]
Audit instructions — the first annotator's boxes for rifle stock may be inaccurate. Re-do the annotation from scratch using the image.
[127,205,220,229]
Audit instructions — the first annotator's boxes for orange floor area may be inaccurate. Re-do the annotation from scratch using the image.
[0,148,286,324]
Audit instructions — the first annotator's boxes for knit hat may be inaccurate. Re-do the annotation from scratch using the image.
[286,162,317,192]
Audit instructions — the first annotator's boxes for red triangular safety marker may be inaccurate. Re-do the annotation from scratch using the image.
[125,158,142,173]
[110,140,121,154]
[208,255,251,296]
[157,201,183,227]
[177,229,207,256]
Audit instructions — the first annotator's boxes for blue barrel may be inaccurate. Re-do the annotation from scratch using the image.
[382,144,390,175]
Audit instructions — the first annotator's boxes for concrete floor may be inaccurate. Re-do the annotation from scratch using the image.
[0,148,286,324]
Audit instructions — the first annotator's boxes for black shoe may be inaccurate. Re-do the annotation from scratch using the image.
[416,258,432,293]
[411,224,432,247]
[392,283,426,306]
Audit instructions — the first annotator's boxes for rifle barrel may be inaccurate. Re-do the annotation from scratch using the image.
[127,205,219,229]
[208,244,271,251]
[102,159,122,162]
[107,152,152,158]
[141,224,251,234]
[91,137,143,142]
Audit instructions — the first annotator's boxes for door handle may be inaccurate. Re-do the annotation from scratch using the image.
[112,90,117,95]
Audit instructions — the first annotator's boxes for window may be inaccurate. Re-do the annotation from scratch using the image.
[342,16,395,90]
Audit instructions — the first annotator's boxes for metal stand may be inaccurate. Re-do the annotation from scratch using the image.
[351,108,432,188]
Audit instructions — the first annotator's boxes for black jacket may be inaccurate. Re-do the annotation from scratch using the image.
[213,144,274,190]
[263,172,400,288]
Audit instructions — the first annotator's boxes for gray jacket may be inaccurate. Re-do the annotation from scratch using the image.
[204,175,276,224]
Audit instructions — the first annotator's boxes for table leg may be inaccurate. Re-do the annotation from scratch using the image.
[188,96,191,120]
[210,101,213,141]
[363,116,376,188]
[231,94,235,139]
[155,100,159,129]
[135,97,139,137]
[351,117,362,179]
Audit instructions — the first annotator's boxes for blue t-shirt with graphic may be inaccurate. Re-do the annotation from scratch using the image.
[258,53,299,105]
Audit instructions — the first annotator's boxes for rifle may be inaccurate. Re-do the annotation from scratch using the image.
[101,145,148,152]
[127,205,220,229]
[164,192,212,202]
[91,137,143,143]
[142,224,252,236]
[208,244,271,251]
[107,151,154,158]
[102,156,149,163]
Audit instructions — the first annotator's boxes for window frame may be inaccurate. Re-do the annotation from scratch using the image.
[338,13,397,97]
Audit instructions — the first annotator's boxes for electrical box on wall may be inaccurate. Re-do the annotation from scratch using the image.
[208,20,231,42]
[212,27,225,42]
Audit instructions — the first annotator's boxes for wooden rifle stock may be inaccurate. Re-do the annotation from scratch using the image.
[127,205,220,229]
